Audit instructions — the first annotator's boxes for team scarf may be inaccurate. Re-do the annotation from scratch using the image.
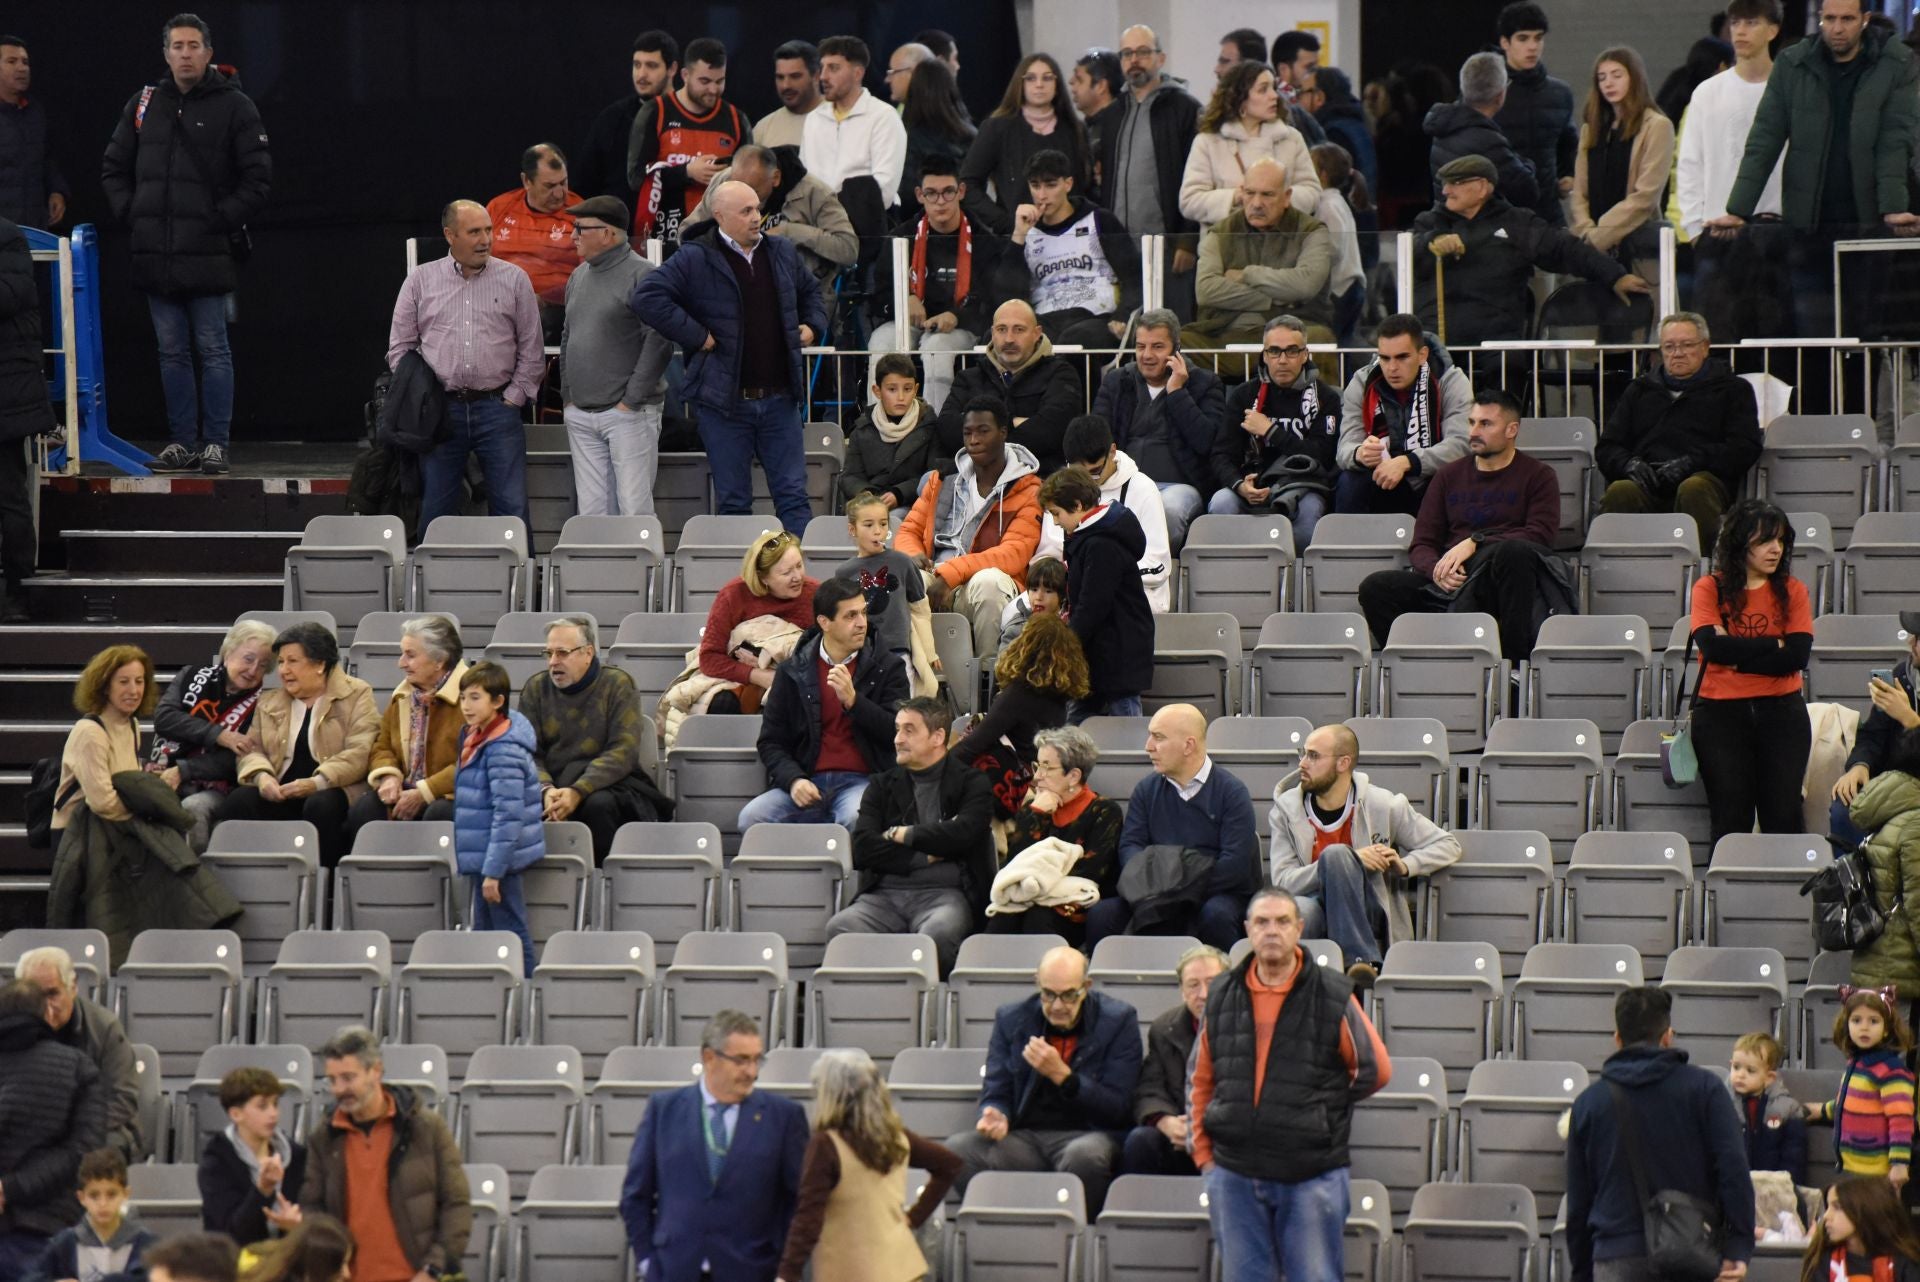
[1829,1249,1899,1282]
[1252,373,1324,446]
[150,658,260,772]
[910,213,972,310]
[1362,358,1438,453]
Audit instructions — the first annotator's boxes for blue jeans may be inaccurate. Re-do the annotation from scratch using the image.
[470,872,534,977]
[1293,844,1388,968]
[1066,694,1144,725]
[701,393,810,535]
[737,771,868,829]
[1206,1162,1350,1282]
[1159,482,1204,554]
[1207,487,1328,553]
[147,293,233,447]
[1831,797,1868,848]
[420,395,529,529]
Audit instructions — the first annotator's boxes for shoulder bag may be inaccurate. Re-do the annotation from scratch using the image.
[1661,629,1704,789]
[1607,1080,1724,1282]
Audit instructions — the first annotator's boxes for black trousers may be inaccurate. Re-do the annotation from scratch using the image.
[1356,539,1547,661]
[0,435,33,584]
[1691,692,1812,847]
[342,790,455,855]
[212,785,353,868]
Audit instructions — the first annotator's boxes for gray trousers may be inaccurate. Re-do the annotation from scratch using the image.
[1594,1258,1655,1282]
[827,884,973,976]
[945,1127,1121,1217]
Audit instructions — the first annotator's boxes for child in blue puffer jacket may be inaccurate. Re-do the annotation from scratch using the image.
[455,662,544,976]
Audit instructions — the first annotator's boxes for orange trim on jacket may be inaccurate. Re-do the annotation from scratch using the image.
[894,470,1043,592]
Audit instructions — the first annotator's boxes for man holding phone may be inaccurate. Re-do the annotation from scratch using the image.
[1088,308,1225,552]
[1831,609,1920,842]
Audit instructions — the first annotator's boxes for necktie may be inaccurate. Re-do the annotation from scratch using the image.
[707,1101,731,1183]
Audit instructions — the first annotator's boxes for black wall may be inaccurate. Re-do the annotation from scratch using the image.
[29,2,1020,444]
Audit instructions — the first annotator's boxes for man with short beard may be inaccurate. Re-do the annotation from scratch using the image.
[755,40,822,151]
[577,30,678,217]
[934,299,1083,474]
[626,36,750,246]
[0,36,65,229]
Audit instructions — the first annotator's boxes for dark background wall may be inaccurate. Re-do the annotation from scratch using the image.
[27,2,1020,444]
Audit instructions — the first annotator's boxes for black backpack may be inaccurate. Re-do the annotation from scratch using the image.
[23,715,99,848]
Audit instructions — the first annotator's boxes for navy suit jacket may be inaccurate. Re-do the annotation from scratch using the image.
[618,1082,810,1282]
[979,990,1144,1131]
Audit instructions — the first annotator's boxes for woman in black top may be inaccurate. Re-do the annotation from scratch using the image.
[899,60,976,210]
[990,724,1125,945]
[960,52,1089,233]
[953,614,1089,816]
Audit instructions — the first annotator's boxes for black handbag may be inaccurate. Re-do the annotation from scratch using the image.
[1608,1081,1724,1282]
[1801,834,1893,952]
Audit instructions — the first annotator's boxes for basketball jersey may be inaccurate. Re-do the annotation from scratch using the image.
[1024,207,1119,316]
[633,94,747,244]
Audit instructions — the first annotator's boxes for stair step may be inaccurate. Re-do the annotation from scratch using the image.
[63,529,303,576]
[0,673,189,721]
[0,772,27,823]
[0,623,228,668]
[0,824,44,877]
[24,575,284,624]
[0,722,80,770]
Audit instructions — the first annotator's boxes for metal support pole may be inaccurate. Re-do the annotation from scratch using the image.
[891,236,912,353]
[1396,232,1414,314]
[1658,226,1678,319]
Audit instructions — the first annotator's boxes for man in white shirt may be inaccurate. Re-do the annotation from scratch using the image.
[801,35,908,213]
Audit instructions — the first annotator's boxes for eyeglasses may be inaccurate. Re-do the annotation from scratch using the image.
[1659,340,1707,355]
[918,187,961,203]
[1117,46,1159,60]
[712,1050,767,1068]
[887,66,916,76]
[1039,985,1088,1006]
[1264,345,1309,358]
[542,645,592,660]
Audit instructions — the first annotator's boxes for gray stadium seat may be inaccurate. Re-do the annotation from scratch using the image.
[1842,512,1920,616]
[1705,834,1827,985]
[545,515,665,619]
[1078,717,1153,816]
[1376,612,1506,753]
[1891,423,1920,516]
[889,1046,989,1138]
[202,819,321,970]
[1470,717,1603,844]
[1523,614,1652,751]
[1800,950,1852,1071]
[462,1163,511,1282]
[945,933,1069,1049]
[380,1043,453,1117]
[1179,514,1294,649]
[483,610,579,700]
[514,1164,630,1282]
[523,423,575,552]
[176,1044,313,1164]
[396,930,526,1078]
[1345,1178,1394,1282]
[1087,934,1200,1046]
[131,1043,166,1162]
[598,822,724,962]
[334,820,461,961]
[1754,414,1879,548]
[259,930,392,1050]
[1248,611,1371,722]
[1372,941,1503,1095]
[931,611,980,715]
[407,516,534,647]
[1581,512,1699,625]
[458,1044,584,1199]
[1301,513,1413,616]
[1809,613,1910,714]
[950,1170,1087,1282]
[1612,718,1714,850]
[1209,715,1311,840]
[1519,416,1597,550]
[1090,1175,1211,1282]
[343,610,462,681]
[1344,716,1452,824]
[1349,1054,1448,1225]
[1778,1067,1841,1189]
[1563,831,1695,977]
[284,515,406,634]
[1457,1059,1588,1232]
[126,1164,204,1240]
[750,422,845,516]
[0,927,112,1000]
[587,1045,701,1164]
[652,452,711,546]
[523,825,593,947]
[1509,942,1645,1072]
[728,823,852,974]
[807,933,940,1065]
[672,514,784,614]
[757,1045,826,1102]
[1788,511,1837,615]
[607,610,706,710]
[666,714,765,855]
[1654,616,1691,718]
[659,931,790,1047]
[800,513,856,566]
[1146,612,1241,719]
[1424,830,1554,976]
[112,929,245,1082]
[528,931,654,1075]
[1662,945,1789,1066]
[1401,1182,1538,1282]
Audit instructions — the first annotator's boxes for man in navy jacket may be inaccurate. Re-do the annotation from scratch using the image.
[631,180,828,535]
[619,1009,809,1282]
[944,946,1142,1216]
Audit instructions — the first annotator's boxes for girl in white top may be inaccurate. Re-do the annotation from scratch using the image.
[1179,59,1321,234]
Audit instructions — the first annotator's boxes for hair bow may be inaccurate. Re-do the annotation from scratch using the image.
[1838,983,1899,1007]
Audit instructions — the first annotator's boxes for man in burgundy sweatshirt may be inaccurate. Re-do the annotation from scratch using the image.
[1356,387,1560,661]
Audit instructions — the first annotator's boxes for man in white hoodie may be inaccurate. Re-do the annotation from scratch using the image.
[1031,414,1172,612]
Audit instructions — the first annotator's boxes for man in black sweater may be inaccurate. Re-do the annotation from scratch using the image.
[1830,610,1920,842]
[1492,2,1578,226]
[1357,388,1562,662]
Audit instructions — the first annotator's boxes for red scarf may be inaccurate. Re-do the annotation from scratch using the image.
[910,213,972,306]
[457,714,510,769]
[1830,1250,1898,1282]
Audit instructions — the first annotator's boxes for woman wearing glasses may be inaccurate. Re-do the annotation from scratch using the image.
[959,53,1089,234]
[988,724,1124,947]
[343,614,466,849]
[1205,314,1340,551]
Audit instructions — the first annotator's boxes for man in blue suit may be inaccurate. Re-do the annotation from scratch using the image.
[619,1009,809,1281]
[943,945,1143,1216]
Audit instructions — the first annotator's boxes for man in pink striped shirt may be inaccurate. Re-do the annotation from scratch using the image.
[386,199,545,529]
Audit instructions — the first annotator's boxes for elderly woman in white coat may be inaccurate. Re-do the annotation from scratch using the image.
[1179,59,1321,236]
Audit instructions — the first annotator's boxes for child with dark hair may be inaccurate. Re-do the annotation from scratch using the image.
[1801,1176,1920,1282]
[841,353,938,510]
[454,661,545,977]
[997,555,1068,650]
[1039,468,1154,723]
[198,1067,306,1246]
[997,148,1141,347]
[26,1148,155,1282]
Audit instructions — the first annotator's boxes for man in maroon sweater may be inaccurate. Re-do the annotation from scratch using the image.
[1356,387,1560,661]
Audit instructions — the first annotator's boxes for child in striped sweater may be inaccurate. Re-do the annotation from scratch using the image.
[1807,988,1916,1190]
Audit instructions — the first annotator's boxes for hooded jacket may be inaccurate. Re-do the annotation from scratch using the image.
[838,397,940,509]
[1269,768,1463,947]
[1566,1045,1754,1277]
[935,340,1084,472]
[0,218,53,442]
[1191,204,1336,335]
[304,1085,472,1276]
[1064,502,1156,700]
[1179,118,1322,233]
[1596,358,1763,496]
[1337,336,1475,484]
[366,661,471,805]
[0,1009,105,1237]
[895,442,1044,592]
[1092,360,1227,497]
[99,65,272,297]
[1726,27,1920,228]
[1423,100,1539,212]
[1032,448,1173,612]
[1215,367,1340,496]
[198,1125,307,1246]
[1848,770,1920,993]
[1410,194,1625,345]
[452,709,544,881]
[684,145,860,289]
[1096,79,1203,243]
[1314,69,1379,193]
[22,1208,152,1282]
[1493,63,1579,225]
[757,629,910,793]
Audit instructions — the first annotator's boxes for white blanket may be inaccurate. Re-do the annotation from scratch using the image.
[987,835,1101,916]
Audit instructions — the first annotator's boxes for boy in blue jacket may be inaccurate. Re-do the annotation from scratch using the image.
[28,1148,154,1282]
[456,661,545,977]
[1730,1031,1807,1188]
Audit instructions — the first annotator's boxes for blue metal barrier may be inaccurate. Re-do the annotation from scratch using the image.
[25,223,151,476]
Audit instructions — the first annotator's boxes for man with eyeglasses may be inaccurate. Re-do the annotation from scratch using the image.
[1207,315,1340,551]
[621,1009,807,1282]
[1097,25,1200,297]
[518,614,671,863]
[1122,944,1228,1177]
[12,947,141,1161]
[485,142,582,344]
[1596,311,1761,555]
[1268,725,1461,990]
[944,946,1143,1217]
[884,42,933,105]
[1185,158,1336,357]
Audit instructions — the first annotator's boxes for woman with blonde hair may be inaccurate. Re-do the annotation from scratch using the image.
[150,617,274,850]
[953,611,1089,816]
[695,529,819,715]
[1569,46,1674,271]
[776,1049,961,1282]
[1179,59,1321,234]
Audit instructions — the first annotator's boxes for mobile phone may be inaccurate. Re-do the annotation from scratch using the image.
[1871,668,1895,686]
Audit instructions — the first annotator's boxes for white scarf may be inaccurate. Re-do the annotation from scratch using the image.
[871,398,924,445]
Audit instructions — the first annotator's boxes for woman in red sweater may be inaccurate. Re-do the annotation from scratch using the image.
[698,529,819,713]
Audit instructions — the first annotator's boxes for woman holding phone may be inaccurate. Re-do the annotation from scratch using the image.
[1830,610,1920,843]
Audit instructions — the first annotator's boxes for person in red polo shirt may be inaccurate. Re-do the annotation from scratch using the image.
[486,142,581,342]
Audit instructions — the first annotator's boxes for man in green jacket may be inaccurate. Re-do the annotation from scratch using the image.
[1184,158,1335,351]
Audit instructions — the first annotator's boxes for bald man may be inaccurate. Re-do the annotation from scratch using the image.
[1085,704,1261,950]
[1186,158,1338,351]
[632,177,829,535]
[1101,24,1200,303]
[933,299,1084,473]
[944,945,1143,1216]
[885,42,933,104]
[387,197,544,529]
[1269,724,1461,987]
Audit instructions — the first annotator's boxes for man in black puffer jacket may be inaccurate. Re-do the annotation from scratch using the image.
[100,14,271,477]
[0,216,48,621]
[1042,468,1154,722]
[0,977,106,1276]
[1492,2,1578,226]
[1425,52,1537,212]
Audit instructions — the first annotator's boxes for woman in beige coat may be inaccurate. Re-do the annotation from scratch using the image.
[1179,59,1321,235]
[214,620,378,868]
[1569,46,1675,274]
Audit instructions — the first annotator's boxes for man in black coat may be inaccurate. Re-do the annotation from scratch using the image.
[1596,312,1762,556]
[0,216,47,621]
[0,977,106,1276]
[1122,944,1227,1176]
[935,300,1084,474]
[1830,611,1920,843]
[1492,2,1578,226]
[1090,309,1225,552]
[576,30,678,217]
[0,37,67,230]
[1424,52,1538,212]
[830,696,995,976]
[100,14,271,477]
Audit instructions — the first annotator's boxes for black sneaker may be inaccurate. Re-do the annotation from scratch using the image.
[200,443,230,475]
[151,443,199,472]
[1,583,27,623]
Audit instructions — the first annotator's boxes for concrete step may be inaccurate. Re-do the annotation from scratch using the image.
[0,722,79,770]
[62,529,303,576]
[0,771,26,823]
[0,824,43,877]
[23,575,284,625]
[0,624,228,669]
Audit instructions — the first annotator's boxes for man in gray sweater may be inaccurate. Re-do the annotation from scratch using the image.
[561,194,673,517]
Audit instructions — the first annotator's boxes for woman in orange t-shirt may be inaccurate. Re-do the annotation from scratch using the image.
[1687,499,1813,846]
